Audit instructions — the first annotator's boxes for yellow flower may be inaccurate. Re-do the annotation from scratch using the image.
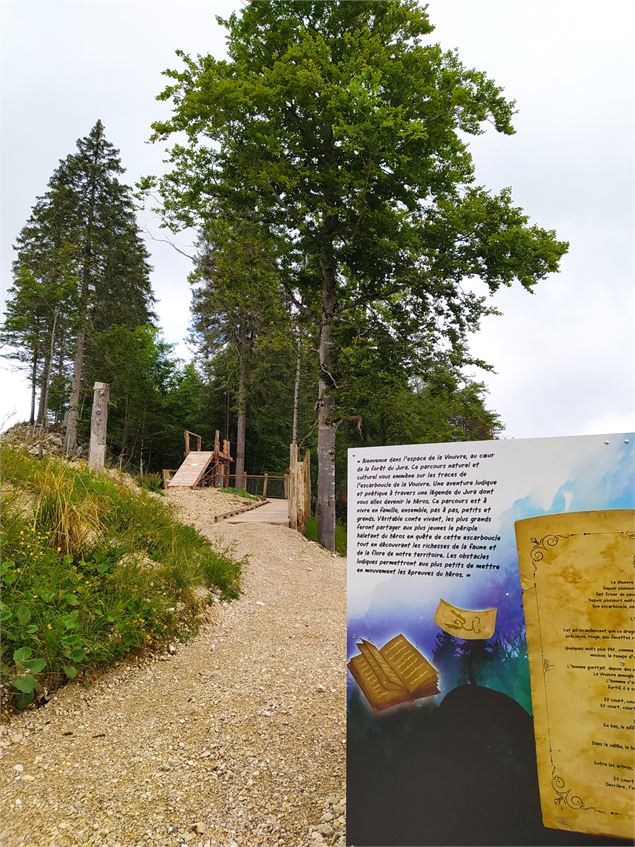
[57,547,62,553]
[47,624,52,630]
[19,530,24,536]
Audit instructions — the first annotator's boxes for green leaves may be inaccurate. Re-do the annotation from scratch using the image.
[11,646,47,705]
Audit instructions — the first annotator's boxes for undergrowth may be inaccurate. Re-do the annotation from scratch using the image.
[304,515,347,556]
[0,446,242,711]
[219,486,259,501]
[131,472,164,495]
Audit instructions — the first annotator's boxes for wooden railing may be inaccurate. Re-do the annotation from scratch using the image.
[183,430,202,456]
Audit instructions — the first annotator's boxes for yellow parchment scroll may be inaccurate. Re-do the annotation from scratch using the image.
[515,510,635,840]
[434,598,497,640]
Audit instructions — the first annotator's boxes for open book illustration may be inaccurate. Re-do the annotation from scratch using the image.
[348,634,439,712]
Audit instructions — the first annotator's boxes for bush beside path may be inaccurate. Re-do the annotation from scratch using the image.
[0,488,346,847]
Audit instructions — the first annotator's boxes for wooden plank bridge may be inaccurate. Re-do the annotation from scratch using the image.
[164,431,311,532]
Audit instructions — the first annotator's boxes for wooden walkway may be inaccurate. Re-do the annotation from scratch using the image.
[225,498,289,526]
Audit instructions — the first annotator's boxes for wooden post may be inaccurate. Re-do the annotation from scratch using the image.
[263,473,269,499]
[162,469,171,490]
[214,430,220,454]
[184,431,190,457]
[195,433,202,451]
[284,474,289,499]
[296,460,306,533]
[88,382,109,470]
[303,451,311,519]
[289,443,298,529]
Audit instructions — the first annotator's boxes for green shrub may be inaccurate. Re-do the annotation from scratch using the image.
[0,446,242,711]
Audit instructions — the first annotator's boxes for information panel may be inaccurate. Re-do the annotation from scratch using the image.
[346,434,634,847]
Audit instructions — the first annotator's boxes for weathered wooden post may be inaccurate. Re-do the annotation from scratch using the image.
[303,450,311,519]
[296,458,306,533]
[88,382,109,470]
[289,443,298,529]
[263,473,269,499]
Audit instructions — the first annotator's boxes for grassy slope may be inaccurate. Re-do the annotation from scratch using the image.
[0,446,241,710]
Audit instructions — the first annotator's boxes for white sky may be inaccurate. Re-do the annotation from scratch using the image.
[1,0,634,437]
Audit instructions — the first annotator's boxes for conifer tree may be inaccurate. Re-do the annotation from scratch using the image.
[2,121,153,445]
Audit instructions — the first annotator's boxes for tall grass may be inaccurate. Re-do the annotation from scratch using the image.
[0,446,242,710]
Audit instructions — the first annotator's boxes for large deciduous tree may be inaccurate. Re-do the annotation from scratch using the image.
[146,0,568,550]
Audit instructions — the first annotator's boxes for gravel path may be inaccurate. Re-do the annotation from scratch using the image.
[0,490,346,847]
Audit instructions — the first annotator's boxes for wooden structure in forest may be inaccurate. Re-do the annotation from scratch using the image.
[167,429,233,489]
[288,444,311,533]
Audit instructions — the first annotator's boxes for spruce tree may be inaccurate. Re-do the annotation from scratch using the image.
[3,121,153,445]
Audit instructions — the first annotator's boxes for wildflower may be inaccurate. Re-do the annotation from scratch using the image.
[19,530,24,536]
[47,624,52,630]
[57,547,62,553]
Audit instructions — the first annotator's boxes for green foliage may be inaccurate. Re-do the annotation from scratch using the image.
[0,446,241,710]
[1,120,154,432]
[131,473,164,495]
[146,0,568,548]
[304,515,347,556]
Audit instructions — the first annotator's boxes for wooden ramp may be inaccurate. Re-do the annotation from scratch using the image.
[225,498,289,526]
[168,451,214,488]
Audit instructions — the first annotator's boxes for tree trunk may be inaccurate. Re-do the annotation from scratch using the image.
[65,134,99,455]
[29,350,38,426]
[291,331,301,445]
[234,321,247,489]
[64,317,86,454]
[317,261,337,551]
[38,308,59,426]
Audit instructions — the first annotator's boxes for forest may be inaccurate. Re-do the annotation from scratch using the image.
[1,1,567,549]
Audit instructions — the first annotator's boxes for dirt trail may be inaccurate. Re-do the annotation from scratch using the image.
[0,491,346,847]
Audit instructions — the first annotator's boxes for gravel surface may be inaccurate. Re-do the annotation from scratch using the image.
[0,489,346,847]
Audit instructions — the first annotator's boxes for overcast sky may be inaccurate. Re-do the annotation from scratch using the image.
[1,0,633,438]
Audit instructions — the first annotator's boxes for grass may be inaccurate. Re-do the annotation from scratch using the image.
[303,515,347,556]
[131,472,164,495]
[0,445,242,711]
[219,486,260,501]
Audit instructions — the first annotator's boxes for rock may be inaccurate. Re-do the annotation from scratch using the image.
[191,822,206,834]
[13,764,24,773]
[318,823,333,836]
